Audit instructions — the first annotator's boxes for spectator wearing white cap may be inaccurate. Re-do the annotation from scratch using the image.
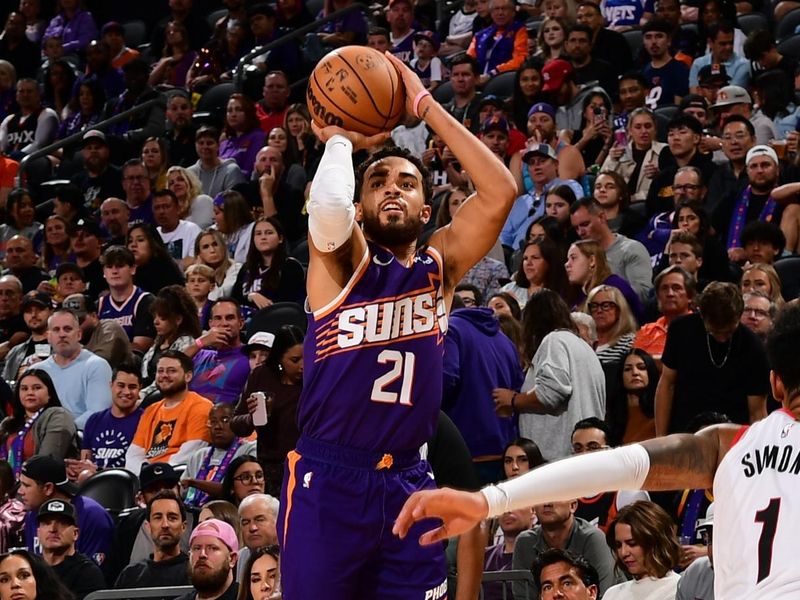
[712,144,786,264]
[712,85,776,145]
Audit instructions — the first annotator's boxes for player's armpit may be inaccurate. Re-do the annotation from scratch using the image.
[641,424,741,491]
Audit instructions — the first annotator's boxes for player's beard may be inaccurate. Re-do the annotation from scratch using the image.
[189,559,230,594]
[362,209,424,247]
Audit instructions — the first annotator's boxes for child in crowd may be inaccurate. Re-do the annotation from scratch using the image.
[410,31,445,92]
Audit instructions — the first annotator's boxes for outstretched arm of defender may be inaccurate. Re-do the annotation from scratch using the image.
[393,425,739,545]
[384,53,517,285]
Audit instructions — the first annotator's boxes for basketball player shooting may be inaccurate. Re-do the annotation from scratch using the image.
[275,52,516,599]
[394,304,800,599]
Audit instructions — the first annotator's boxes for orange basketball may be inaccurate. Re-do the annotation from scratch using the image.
[307,46,406,136]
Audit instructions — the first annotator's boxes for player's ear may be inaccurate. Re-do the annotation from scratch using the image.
[354,202,364,223]
[420,204,432,224]
[770,371,785,404]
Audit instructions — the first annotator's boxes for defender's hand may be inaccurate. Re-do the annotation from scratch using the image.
[392,488,489,545]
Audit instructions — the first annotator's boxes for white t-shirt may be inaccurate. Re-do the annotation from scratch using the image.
[159,219,202,261]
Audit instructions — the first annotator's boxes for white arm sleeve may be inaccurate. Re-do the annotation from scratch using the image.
[481,444,651,517]
[307,135,356,253]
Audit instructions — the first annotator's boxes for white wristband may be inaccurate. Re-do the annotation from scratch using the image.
[481,444,651,517]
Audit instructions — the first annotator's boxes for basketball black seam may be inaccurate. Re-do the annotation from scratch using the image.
[310,68,383,133]
[383,58,396,130]
[384,57,403,122]
[338,52,390,120]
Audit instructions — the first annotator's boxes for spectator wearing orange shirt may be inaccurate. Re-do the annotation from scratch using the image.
[634,265,695,360]
[467,0,528,85]
[125,350,212,475]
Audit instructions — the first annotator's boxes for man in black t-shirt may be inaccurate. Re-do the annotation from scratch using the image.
[656,282,769,435]
[70,130,124,212]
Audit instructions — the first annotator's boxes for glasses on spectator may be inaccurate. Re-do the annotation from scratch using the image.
[124,175,147,181]
[233,471,265,484]
[743,307,770,318]
[207,417,231,427]
[588,301,617,313]
[460,297,477,307]
[572,442,608,454]
[673,184,701,192]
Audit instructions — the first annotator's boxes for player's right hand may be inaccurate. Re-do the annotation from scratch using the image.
[393,488,490,545]
[383,52,428,119]
[310,122,390,151]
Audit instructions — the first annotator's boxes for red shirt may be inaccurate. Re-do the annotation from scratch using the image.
[257,104,288,134]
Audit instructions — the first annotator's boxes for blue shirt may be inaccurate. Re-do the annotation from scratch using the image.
[82,408,143,469]
[689,53,751,88]
[643,59,690,107]
[500,178,583,249]
[602,0,654,27]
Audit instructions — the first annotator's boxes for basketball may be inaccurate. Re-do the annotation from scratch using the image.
[307,46,406,136]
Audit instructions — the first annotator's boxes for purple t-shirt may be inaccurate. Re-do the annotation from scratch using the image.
[25,495,114,565]
[190,346,250,405]
[82,408,143,469]
[218,129,265,179]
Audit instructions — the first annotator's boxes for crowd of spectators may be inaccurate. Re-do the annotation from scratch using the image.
[0,0,798,597]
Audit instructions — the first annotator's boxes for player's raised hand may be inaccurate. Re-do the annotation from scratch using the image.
[383,51,429,119]
[310,122,390,151]
[392,488,489,545]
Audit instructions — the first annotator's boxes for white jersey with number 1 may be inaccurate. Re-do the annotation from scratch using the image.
[713,408,800,599]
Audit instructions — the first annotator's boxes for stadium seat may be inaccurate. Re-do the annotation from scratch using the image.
[78,469,139,515]
[654,104,678,142]
[432,80,454,104]
[737,12,769,36]
[526,16,543,37]
[194,82,236,126]
[778,33,800,59]
[777,8,800,41]
[207,8,227,29]
[680,23,698,37]
[291,239,309,269]
[84,586,194,600]
[623,29,643,61]
[122,20,148,49]
[307,0,325,18]
[775,256,800,301]
[246,302,308,340]
[483,71,516,100]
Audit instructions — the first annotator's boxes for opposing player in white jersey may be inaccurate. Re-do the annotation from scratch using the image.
[394,304,800,599]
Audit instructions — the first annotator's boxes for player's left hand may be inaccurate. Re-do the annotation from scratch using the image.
[383,51,429,119]
[393,488,489,545]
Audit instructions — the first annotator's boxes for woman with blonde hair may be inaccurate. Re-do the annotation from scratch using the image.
[740,263,785,307]
[604,501,681,599]
[585,284,638,362]
[194,229,242,300]
[565,240,643,320]
[166,165,214,228]
[141,137,169,190]
[535,17,568,62]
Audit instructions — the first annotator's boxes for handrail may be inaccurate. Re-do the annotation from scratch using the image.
[233,2,369,88]
[15,98,163,187]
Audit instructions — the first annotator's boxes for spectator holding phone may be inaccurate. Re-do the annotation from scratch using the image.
[567,93,614,168]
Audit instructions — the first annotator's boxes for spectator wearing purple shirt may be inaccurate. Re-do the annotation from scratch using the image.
[19,455,114,566]
[78,365,143,472]
[189,299,250,405]
[122,159,155,224]
[316,0,368,47]
[218,94,265,179]
[42,0,98,56]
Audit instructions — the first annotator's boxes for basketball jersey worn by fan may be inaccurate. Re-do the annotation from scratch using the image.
[97,287,153,341]
[298,241,448,453]
[713,409,800,599]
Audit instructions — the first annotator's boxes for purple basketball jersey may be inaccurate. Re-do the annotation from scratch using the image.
[298,242,448,453]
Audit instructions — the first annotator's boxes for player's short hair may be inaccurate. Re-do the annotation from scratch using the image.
[768,304,800,400]
[354,147,433,205]
[532,548,599,592]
